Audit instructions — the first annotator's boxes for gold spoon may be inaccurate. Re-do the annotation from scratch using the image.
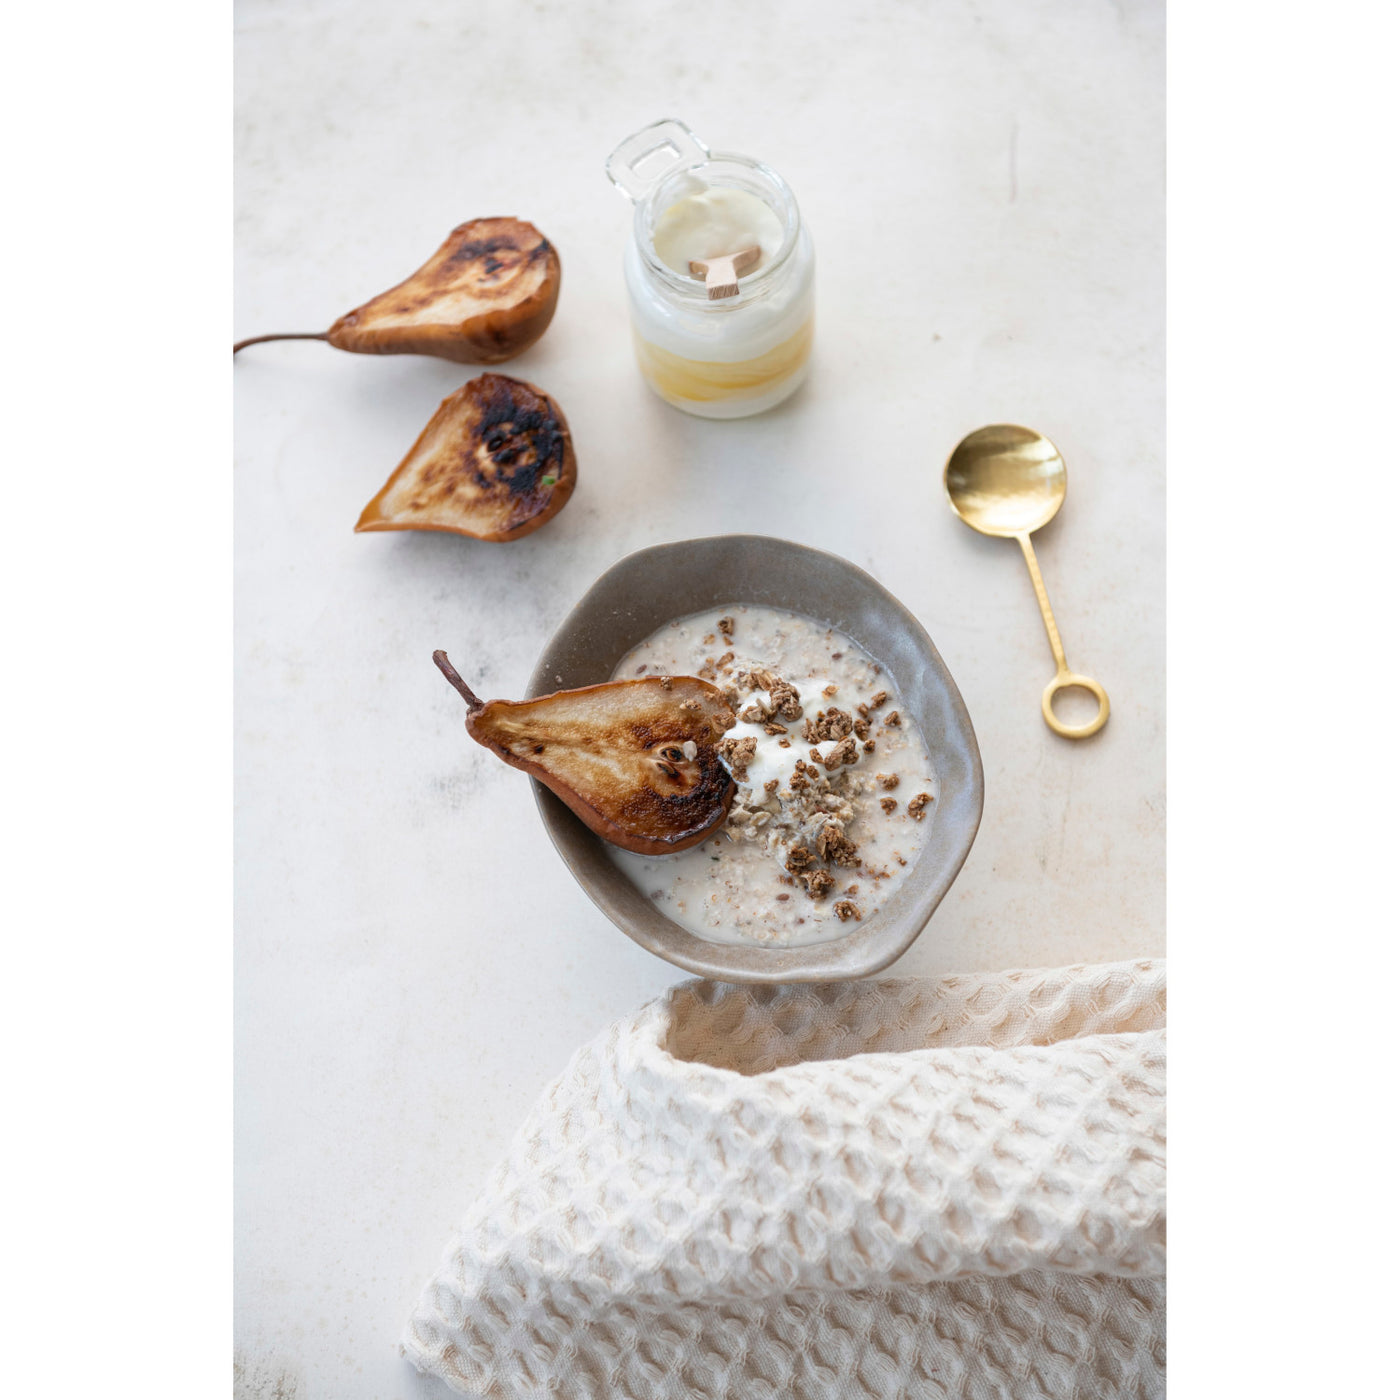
[945,425,1110,739]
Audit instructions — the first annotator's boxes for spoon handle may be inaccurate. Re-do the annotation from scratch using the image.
[1016,532,1067,672]
[1015,532,1110,739]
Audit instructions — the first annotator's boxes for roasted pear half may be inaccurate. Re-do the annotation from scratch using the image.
[433,651,737,855]
[233,217,560,363]
[357,373,576,542]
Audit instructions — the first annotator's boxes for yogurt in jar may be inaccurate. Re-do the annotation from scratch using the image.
[651,184,786,276]
[607,120,816,419]
[607,605,938,947]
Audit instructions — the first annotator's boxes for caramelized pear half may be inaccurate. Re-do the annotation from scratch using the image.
[358,373,576,542]
[234,217,560,363]
[433,652,737,855]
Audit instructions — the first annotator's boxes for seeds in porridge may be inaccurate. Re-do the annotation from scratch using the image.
[776,892,790,902]
[908,792,933,821]
[880,797,898,815]
[833,900,862,921]
[877,773,899,791]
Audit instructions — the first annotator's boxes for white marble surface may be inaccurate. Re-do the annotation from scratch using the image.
[233,1,1163,1395]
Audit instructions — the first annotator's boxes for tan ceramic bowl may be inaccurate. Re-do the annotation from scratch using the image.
[527,535,983,982]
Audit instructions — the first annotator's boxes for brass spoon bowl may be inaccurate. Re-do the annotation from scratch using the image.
[945,425,1109,739]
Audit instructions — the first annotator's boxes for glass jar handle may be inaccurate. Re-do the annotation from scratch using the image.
[605,118,710,203]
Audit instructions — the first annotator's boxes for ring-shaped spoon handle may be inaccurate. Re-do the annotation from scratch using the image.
[1015,532,1110,740]
[1042,671,1110,739]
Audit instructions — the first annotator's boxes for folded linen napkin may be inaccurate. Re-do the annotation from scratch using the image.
[403,958,1165,1400]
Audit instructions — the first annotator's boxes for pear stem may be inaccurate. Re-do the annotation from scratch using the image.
[233,332,329,355]
[433,650,483,712]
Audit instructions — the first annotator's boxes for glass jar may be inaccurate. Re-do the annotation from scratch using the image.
[605,119,815,419]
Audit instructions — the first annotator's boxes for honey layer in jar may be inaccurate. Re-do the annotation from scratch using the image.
[632,317,814,405]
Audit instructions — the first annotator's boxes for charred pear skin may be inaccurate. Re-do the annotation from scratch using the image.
[433,651,737,855]
[234,217,560,364]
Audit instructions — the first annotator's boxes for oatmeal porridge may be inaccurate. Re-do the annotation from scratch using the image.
[607,605,939,947]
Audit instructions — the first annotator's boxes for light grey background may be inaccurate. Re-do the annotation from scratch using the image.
[234,1,1163,1395]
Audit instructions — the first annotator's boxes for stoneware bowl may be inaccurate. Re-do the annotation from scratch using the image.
[527,535,983,982]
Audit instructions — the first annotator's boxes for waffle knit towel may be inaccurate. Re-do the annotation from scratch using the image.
[403,958,1166,1399]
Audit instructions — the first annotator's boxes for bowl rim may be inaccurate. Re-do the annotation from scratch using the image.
[527,534,983,982]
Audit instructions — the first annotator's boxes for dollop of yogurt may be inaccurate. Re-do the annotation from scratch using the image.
[723,676,847,794]
[652,184,785,278]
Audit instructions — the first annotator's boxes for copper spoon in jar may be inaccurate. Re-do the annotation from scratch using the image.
[945,425,1110,739]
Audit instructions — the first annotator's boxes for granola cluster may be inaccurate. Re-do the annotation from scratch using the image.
[802,708,853,743]
[736,665,804,723]
[716,734,757,781]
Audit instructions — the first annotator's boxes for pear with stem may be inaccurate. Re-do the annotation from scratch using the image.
[234,217,560,364]
[433,652,737,854]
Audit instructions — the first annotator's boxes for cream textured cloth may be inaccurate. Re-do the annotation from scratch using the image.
[404,959,1165,1399]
